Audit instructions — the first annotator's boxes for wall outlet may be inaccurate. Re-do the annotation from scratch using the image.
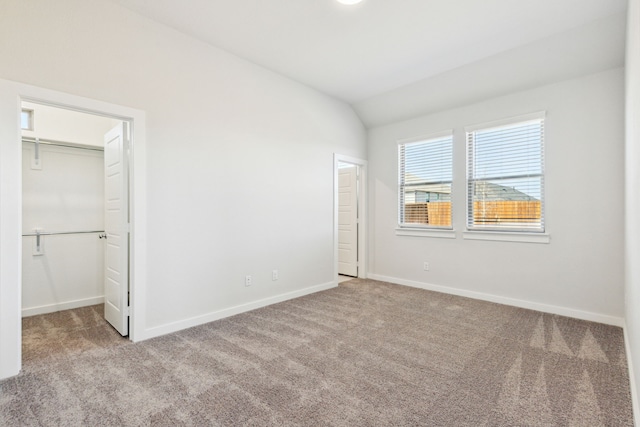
[272,270,279,281]
[245,275,252,287]
[423,262,430,271]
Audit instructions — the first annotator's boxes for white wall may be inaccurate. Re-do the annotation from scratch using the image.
[368,68,625,323]
[625,0,640,419]
[22,102,120,147]
[22,142,105,316]
[0,0,365,378]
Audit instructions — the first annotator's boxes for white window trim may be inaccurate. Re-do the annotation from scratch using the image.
[464,111,545,133]
[397,129,454,231]
[396,228,456,239]
[397,129,454,145]
[465,111,546,234]
[463,231,550,244]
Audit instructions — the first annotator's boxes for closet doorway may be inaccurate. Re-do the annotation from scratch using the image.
[21,101,132,361]
[338,162,359,278]
[334,154,367,283]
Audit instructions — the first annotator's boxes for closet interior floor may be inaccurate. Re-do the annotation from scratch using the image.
[22,305,128,370]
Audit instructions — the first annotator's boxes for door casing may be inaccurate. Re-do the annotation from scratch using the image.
[333,154,367,284]
[0,78,147,380]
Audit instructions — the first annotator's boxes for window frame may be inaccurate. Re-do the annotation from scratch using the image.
[21,108,34,131]
[465,112,546,234]
[397,130,454,231]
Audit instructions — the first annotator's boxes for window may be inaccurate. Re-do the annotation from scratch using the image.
[399,132,453,228]
[21,109,33,130]
[466,112,545,232]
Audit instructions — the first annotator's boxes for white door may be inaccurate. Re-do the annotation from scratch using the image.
[338,165,358,277]
[104,122,129,336]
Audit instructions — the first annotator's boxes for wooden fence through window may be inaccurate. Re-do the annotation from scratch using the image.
[404,201,541,227]
[404,202,451,227]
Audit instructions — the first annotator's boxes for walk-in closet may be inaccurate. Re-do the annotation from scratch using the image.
[21,102,127,363]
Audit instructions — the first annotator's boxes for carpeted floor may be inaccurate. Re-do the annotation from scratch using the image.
[0,279,633,426]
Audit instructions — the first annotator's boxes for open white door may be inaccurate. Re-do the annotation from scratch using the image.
[338,165,358,277]
[104,122,129,336]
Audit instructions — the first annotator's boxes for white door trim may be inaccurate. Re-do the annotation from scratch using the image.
[0,78,147,380]
[334,154,367,284]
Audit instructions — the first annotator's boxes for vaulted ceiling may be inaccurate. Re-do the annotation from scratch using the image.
[108,0,627,126]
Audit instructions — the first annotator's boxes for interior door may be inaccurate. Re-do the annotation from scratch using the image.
[103,122,129,336]
[338,165,358,277]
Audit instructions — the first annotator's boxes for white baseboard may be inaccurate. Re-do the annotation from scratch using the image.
[367,273,624,327]
[22,296,105,317]
[623,324,640,426]
[141,281,338,341]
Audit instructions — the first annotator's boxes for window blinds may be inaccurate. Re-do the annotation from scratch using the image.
[466,115,545,232]
[399,134,453,228]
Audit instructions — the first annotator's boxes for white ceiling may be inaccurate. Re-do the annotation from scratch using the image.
[354,12,627,127]
[109,0,627,125]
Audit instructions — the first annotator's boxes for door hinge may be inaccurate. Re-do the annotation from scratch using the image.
[125,306,131,317]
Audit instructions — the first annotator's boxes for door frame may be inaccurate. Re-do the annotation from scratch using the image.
[0,79,147,379]
[334,154,367,284]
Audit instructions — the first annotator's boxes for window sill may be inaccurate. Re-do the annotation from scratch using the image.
[395,228,456,239]
[463,231,550,244]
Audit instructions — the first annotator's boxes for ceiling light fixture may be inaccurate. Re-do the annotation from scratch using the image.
[336,0,363,5]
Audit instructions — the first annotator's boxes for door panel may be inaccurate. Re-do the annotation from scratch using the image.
[103,122,129,336]
[338,165,358,277]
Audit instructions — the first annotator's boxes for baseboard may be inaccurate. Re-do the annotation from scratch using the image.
[623,324,640,426]
[22,296,105,318]
[367,273,624,327]
[142,281,338,340]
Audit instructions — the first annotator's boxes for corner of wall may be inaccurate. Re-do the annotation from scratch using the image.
[624,323,640,426]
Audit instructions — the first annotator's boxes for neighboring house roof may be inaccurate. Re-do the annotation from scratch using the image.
[405,179,537,201]
[405,171,537,201]
[404,173,451,194]
[405,183,451,194]
[473,181,537,201]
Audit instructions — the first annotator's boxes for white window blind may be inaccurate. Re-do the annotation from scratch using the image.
[466,113,545,232]
[399,132,453,228]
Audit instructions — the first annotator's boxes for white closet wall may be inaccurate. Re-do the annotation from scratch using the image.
[22,102,116,147]
[22,103,119,316]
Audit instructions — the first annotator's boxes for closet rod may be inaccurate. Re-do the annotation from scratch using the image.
[21,137,104,152]
[22,230,105,237]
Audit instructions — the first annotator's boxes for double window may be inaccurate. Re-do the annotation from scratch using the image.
[398,113,545,234]
[398,132,453,228]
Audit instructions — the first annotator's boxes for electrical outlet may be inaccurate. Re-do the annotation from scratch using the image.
[245,275,252,287]
[423,262,430,271]
[272,270,279,281]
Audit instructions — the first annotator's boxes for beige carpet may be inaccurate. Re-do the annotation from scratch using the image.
[0,279,633,426]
